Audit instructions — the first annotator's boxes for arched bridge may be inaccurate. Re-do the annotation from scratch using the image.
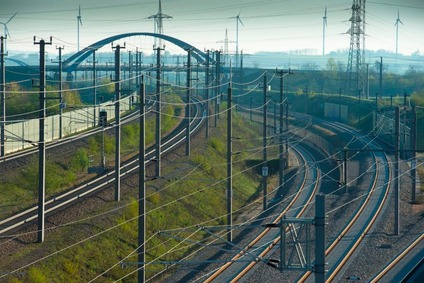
[63,32,214,74]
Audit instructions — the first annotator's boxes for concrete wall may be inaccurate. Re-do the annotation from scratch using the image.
[4,94,136,154]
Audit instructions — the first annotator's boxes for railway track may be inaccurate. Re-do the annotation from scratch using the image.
[200,109,395,282]
[0,99,204,238]
[203,143,321,282]
[369,233,424,282]
[298,121,392,283]
[0,95,154,164]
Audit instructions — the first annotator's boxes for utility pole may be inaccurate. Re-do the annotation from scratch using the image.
[112,43,125,202]
[227,80,233,243]
[379,57,383,107]
[0,36,6,157]
[285,102,289,169]
[343,148,348,192]
[128,50,132,94]
[250,97,253,121]
[315,194,326,283]
[155,46,163,177]
[339,88,342,122]
[55,46,65,139]
[411,106,417,203]
[366,63,369,100]
[215,51,221,127]
[138,76,146,283]
[238,50,244,100]
[34,37,52,243]
[205,50,210,138]
[276,69,293,192]
[185,49,191,156]
[394,106,400,235]
[135,48,141,88]
[262,73,268,211]
[88,49,97,127]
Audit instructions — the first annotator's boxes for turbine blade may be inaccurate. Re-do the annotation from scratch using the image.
[238,16,244,27]
[5,25,10,38]
[6,12,18,24]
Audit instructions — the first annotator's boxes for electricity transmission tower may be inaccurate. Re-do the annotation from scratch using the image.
[76,5,82,52]
[345,0,366,97]
[217,28,235,67]
[148,0,173,48]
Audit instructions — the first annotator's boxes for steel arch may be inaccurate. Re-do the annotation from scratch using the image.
[63,32,213,73]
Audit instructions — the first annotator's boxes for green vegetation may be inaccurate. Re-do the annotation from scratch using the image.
[0,104,266,282]
[5,82,82,119]
[0,93,183,219]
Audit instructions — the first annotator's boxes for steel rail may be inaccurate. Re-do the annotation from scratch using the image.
[0,99,204,237]
[204,144,320,283]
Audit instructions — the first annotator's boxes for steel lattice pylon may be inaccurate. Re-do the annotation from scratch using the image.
[346,0,366,97]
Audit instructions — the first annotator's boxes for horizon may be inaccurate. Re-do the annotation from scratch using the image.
[1,0,423,58]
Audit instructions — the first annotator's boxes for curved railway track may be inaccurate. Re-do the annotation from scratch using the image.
[205,109,395,282]
[0,96,154,164]
[369,233,424,283]
[203,143,321,282]
[0,99,204,237]
[298,121,392,283]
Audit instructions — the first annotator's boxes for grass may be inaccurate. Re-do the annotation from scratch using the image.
[0,94,183,220]
[0,105,267,282]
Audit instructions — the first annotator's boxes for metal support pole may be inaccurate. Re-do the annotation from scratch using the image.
[135,48,139,88]
[394,106,400,235]
[34,37,52,243]
[339,88,342,122]
[411,106,417,203]
[0,36,6,157]
[128,50,132,93]
[205,50,210,138]
[215,51,221,126]
[138,76,146,283]
[274,103,277,133]
[155,46,162,177]
[315,194,326,283]
[378,57,383,110]
[186,49,191,156]
[250,97,253,121]
[366,63,369,100]
[276,68,293,193]
[113,44,124,202]
[262,73,268,211]
[227,81,233,243]
[101,123,105,168]
[56,46,64,139]
[92,50,97,127]
[344,148,348,192]
[285,102,289,167]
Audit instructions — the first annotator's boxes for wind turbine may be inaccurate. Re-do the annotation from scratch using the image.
[394,9,403,59]
[0,12,18,53]
[230,11,244,69]
[322,7,327,56]
[77,5,83,52]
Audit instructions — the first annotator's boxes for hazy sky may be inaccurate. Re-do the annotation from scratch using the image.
[1,0,423,57]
